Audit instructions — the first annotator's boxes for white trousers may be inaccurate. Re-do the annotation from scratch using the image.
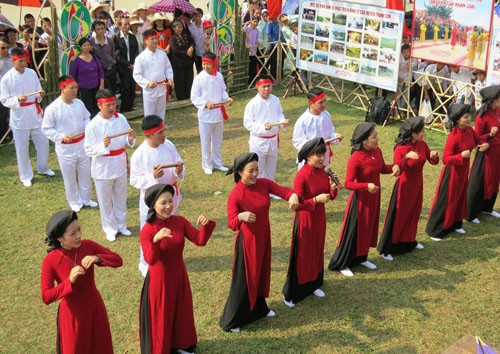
[56,152,92,208]
[94,173,128,237]
[143,94,166,121]
[199,121,224,170]
[255,150,278,181]
[11,127,50,183]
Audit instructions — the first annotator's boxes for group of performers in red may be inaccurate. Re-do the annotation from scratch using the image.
[39,85,499,353]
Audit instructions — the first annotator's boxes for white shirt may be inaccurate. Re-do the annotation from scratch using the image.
[42,97,90,158]
[293,109,339,166]
[244,93,286,154]
[0,68,42,130]
[130,139,185,213]
[450,68,474,100]
[190,70,229,123]
[398,55,412,85]
[424,63,450,91]
[120,30,131,61]
[84,113,135,179]
[474,79,487,110]
[189,22,205,57]
[133,48,174,98]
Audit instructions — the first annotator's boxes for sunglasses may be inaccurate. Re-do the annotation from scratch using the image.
[0,46,8,49]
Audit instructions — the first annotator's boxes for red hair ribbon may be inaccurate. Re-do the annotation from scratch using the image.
[309,92,325,104]
[202,57,219,76]
[144,33,157,40]
[256,79,273,86]
[12,54,27,60]
[144,122,165,135]
[59,78,76,89]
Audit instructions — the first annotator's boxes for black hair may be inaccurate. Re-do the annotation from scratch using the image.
[11,47,25,56]
[307,87,324,100]
[97,11,109,20]
[256,73,272,82]
[171,21,183,29]
[196,8,204,15]
[58,74,73,83]
[142,29,158,39]
[45,211,78,252]
[78,37,90,47]
[202,51,216,60]
[401,43,411,52]
[96,88,115,99]
[4,28,18,36]
[92,20,106,31]
[24,13,35,21]
[142,115,163,131]
[41,17,51,25]
[307,143,327,158]
[233,153,258,183]
[0,36,8,44]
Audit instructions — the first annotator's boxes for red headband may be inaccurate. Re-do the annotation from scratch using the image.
[202,57,219,75]
[309,92,325,104]
[144,33,158,40]
[256,79,273,86]
[144,122,165,135]
[59,78,76,89]
[97,97,116,104]
[12,54,27,60]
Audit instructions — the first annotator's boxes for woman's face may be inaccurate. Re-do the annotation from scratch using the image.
[307,153,325,169]
[80,41,91,53]
[458,113,471,128]
[362,129,379,150]
[239,161,259,186]
[412,129,425,142]
[173,24,183,35]
[57,220,82,250]
[491,96,500,109]
[153,191,175,220]
[155,19,165,27]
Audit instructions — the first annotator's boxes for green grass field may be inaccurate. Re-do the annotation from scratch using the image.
[0,89,498,353]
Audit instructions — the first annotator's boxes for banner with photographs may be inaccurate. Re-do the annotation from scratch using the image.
[486,26,500,85]
[411,0,494,71]
[296,0,404,91]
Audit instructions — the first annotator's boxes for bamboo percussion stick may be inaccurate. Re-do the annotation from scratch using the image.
[159,162,183,169]
[24,90,43,96]
[269,121,287,127]
[324,136,341,143]
[107,130,130,139]
[71,131,85,139]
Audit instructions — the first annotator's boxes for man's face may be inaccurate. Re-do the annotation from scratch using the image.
[202,61,213,74]
[13,57,28,72]
[95,24,107,37]
[145,35,158,50]
[0,41,9,59]
[257,83,272,99]
[193,13,201,23]
[7,31,18,44]
[62,82,79,101]
[25,17,35,29]
[120,18,130,33]
[402,48,410,60]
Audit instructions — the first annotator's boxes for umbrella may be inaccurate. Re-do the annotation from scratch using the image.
[0,13,15,32]
[0,0,48,7]
[149,0,197,14]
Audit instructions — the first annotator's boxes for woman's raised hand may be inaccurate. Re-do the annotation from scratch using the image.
[153,227,173,243]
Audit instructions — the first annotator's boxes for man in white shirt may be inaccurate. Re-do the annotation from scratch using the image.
[130,115,185,276]
[243,74,288,187]
[84,89,136,241]
[42,75,98,212]
[449,65,474,104]
[473,70,487,110]
[189,8,205,73]
[0,36,13,143]
[0,47,54,187]
[191,52,233,175]
[293,88,343,169]
[133,29,174,121]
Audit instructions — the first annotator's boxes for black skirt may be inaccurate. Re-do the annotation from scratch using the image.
[282,214,324,304]
[140,274,151,354]
[466,151,498,220]
[328,193,367,271]
[219,231,270,331]
[378,180,418,255]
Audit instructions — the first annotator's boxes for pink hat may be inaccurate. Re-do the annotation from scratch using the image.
[202,20,213,29]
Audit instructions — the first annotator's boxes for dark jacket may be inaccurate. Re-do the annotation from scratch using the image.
[113,31,139,74]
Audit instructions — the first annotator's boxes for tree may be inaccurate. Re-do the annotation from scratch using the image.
[425,2,454,19]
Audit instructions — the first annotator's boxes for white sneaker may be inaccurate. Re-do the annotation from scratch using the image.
[204,168,213,175]
[471,218,480,224]
[84,200,98,208]
[340,268,354,277]
[360,260,377,270]
[70,204,81,213]
[455,228,466,234]
[106,233,116,242]
[283,297,295,307]
[215,166,229,172]
[383,254,394,261]
[490,211,500,218]
[266,309,276,317]
[22,180,32,187]
[119,229,132,236]
[229,327,240,333]
[430,237,442,241]
[41,169,55,176]
[313,288,325,297]
[415,243,424,250]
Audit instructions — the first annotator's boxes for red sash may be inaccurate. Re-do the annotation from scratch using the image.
[219,105,228,120]
[20,100,42,115]
[104,148,125,156]
[62,135,85,144]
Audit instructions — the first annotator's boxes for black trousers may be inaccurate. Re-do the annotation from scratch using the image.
[173,66,193,101]
[103,64,117,94]
[248,55,258,85]
[0,102,11,142]
[79,86,99,118]
[194,55,202,74]
[117,68,136,112]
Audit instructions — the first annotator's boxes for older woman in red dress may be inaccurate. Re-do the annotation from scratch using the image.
[219,152,299,332]
[282,138,338,307]
[328,123,400,277]
[41,210,122,354]
[140,184,216,354]
[426,104,489,239]
[378,117,439,261]
[467,86,500,222]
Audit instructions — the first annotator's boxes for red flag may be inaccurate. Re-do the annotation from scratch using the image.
[267,0,283,19]
[386,0,404,11]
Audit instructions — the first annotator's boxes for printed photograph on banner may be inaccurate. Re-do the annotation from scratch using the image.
[411,0,494,70]
[486,26,500,85]
[296,0,404,91]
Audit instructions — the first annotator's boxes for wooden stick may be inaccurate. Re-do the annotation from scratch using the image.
[269,121,287,127]
[212,101,229,107]
[25,90,43,97]
[71,131,85,139]
[107,130,130,139]
[159,162,183,169]
[324,136,341,143]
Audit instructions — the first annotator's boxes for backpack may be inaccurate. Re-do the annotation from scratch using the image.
[365,97,390,125]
